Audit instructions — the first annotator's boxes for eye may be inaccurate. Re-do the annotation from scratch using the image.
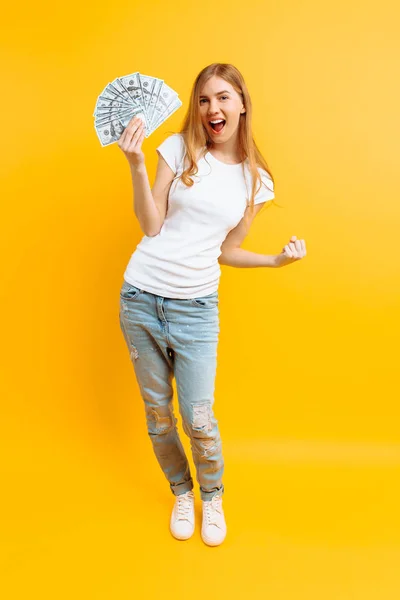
[199,95,229,104]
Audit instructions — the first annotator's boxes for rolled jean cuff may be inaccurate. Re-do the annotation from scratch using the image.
[170,478,194,496]
[200,484,224,502]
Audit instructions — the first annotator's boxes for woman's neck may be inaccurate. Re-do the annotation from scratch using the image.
[207,130,242,164]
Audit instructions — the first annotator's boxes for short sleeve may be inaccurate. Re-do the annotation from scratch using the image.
[254,169,275,205]
[156,133,185,174]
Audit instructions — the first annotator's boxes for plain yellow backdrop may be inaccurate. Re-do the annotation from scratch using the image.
[1,0,400,597]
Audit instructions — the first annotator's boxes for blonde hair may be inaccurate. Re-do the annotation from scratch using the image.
[165,63,280,229]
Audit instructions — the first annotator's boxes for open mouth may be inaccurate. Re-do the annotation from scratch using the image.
[209,119,226,134]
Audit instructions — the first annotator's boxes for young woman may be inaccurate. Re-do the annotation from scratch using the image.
[117,63,306,547]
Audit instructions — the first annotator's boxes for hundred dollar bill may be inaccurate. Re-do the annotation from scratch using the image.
[116,73,151,130]
[93,95,133,117]
[94,111,147,147]
[146,78,164,131]
[94,106,137,127]
[98,82,134,107]
[149,82,178,131]
[109,79,138,105]
[138,74,163,121]
[95,109,147,136]
[94,104,138,121]
[118,73,145,107]
[95,117,128,147]
[149,97,182,136]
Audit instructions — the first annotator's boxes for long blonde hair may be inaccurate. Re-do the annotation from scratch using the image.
[165,63,280,228]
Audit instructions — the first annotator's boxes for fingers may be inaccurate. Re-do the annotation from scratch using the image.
[285,238,307,258]
[287,235,298,257]
[294,239,302,253]
[118,116,145,150]
[123,122,144,148]
[284,244,293,257]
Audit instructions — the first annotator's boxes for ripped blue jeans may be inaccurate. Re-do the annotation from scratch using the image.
[119,280,225,502]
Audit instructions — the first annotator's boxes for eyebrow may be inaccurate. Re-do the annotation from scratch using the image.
[199,90,231,98]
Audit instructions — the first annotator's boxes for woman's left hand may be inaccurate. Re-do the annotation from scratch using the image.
[274,235,307,268]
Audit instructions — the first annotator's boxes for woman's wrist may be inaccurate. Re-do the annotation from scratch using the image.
[129,160,146,174]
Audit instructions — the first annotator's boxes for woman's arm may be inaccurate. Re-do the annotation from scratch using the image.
[218,203,278,268]
[218,247,277,268]
[130,156,174,237]
[218,204,306,268]
[118,116,175,237]
[129,163,162,237]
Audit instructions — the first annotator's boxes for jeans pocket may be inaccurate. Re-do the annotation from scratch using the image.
[120,282,143,301]
[190,292,219,309]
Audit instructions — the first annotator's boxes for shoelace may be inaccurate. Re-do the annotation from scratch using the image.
[176,492,194,521]
[203,495,223,527]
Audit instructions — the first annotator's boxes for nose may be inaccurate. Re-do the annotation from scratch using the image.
[207,100,221,114]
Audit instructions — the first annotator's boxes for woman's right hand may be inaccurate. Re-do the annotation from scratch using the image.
[117,115,146,168]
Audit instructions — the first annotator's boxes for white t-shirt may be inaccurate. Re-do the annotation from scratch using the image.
[123,133,274,299]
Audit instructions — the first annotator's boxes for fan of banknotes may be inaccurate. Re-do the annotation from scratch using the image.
[93,72,182,147]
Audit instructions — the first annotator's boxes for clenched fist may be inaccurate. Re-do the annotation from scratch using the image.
[274,235,307,267]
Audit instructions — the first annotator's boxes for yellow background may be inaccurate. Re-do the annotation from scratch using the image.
[1,0,400,597]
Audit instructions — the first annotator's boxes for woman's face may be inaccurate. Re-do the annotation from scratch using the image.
[199,75,245,143]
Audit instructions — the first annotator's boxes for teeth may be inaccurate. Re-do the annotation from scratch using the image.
[210,119,224,124]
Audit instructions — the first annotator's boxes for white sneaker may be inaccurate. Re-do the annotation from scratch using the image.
[170,490,195,540]
[201,494,227,546]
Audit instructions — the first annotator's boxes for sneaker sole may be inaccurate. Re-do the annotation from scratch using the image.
[201,531,227,546]
[170,527,195,541]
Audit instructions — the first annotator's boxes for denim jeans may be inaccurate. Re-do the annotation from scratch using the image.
[119,280,225,502]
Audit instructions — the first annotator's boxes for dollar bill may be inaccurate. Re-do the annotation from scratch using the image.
[93,95,133,117]
[94,106,140,127]
[94,114,131,147]
[149,82,179,131]
[94,104,141,122]
[118,72,145,106]
[147,97,182,137]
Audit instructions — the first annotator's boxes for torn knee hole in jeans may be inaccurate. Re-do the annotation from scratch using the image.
[193,436,219,459]
[192,402,212,432]
[150,406,173,433]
